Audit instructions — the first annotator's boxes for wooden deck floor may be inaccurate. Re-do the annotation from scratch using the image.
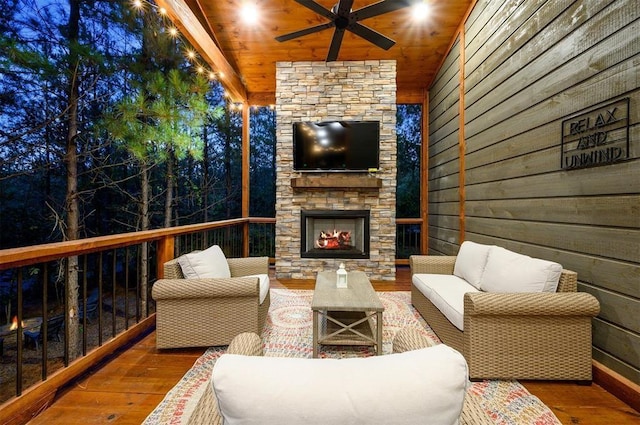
[27,267,639,424]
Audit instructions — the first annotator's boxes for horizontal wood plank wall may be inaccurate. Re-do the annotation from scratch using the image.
[428,0,640,385]
[428,35,462,255]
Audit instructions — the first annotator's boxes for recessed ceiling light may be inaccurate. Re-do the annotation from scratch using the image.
[240,2,259,25]
[412,2,430,21]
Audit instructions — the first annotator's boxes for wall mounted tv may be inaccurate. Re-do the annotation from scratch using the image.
[293,120,380,172]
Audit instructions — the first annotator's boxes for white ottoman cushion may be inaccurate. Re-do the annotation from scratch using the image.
[212,345,469,425]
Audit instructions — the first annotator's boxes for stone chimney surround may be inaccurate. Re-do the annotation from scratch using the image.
[275,60,397,281]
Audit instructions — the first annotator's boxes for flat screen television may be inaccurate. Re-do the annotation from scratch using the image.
[293,120,380,172]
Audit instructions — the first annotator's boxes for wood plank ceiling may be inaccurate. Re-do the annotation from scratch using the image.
[177,0,472,104]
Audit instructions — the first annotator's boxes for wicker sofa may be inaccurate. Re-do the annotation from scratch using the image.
[410,244,600,382]
[152,254,270,349]
[183,329,496,425]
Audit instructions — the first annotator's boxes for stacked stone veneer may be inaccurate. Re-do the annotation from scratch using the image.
[275,60,397,281]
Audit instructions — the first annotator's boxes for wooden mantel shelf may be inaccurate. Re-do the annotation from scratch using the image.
[291,175,382,189]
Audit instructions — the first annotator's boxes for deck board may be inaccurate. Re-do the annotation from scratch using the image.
[26,267,639,424]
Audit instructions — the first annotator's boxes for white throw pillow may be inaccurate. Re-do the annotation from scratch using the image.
[212,345,469,425]
[177,245,231,279]
[480,246,562,293]
[453,241,492,289]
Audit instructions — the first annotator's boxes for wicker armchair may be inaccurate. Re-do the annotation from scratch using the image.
[152,256,270,349]
[410,255,600,381]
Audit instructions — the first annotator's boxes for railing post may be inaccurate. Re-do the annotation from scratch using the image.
[243,221,250,258]
[157,236,175,279]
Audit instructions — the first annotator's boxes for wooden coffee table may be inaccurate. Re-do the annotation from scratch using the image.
[311,271,384,358]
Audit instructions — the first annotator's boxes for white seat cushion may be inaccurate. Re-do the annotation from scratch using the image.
[453,241,492,289]
[212,345,469,425]
[480,246,562,293]
[243,274,270,304]
[412,274,479,331]
[177,245,231,279]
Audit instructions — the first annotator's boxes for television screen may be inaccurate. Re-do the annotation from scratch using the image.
[293,121,380,171]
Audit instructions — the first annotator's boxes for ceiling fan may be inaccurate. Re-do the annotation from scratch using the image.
[275,0,416,62]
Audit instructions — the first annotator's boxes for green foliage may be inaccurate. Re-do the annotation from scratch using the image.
[103,69,209,164]
[396,104,422,218]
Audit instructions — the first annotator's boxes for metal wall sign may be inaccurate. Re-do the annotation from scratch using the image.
[561,98,630,170]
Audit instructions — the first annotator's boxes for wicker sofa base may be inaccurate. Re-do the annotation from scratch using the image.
[411,284,596,381]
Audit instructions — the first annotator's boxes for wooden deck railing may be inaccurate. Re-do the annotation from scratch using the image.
[0,215,420,416]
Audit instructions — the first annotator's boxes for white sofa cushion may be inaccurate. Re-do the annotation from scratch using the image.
[177,245,231,279]
[480,246,562,293]
[243,274,270,304]
[412,274,479,331]
[212,345,469,425]
[453,241,492,289]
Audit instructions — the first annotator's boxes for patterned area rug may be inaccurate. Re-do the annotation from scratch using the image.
[144,288,561,424]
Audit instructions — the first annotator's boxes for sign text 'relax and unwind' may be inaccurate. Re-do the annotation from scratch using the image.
[561,98,629,170]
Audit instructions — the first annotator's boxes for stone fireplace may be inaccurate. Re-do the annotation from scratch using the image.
[275,60,397,280]
[301,210,370,259]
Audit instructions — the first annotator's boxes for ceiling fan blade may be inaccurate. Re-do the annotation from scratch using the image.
[275,22,335,42]
[295,0,335,20]
[349,22,396,50]
[327,28,346,62]
[354,0,414,21]
[336,0,355,15]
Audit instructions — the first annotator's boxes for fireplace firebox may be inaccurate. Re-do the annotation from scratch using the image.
[300,210,370,259]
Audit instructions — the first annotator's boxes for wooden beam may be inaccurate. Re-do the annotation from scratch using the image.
[397,89,425,105]
[247,92,276,106]
[155,0,247,102]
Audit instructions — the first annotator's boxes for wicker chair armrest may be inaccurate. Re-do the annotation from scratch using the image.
[151,277,259,300]
[392,326,438,353]
[410,255,457,275]
[163,258,184,279]
[227,256,269,277]
[227,332,263,356]
[464,292,600,316]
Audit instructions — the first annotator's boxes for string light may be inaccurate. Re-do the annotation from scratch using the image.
[126,0,253,110]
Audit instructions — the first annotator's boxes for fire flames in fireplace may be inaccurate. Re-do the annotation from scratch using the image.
[314,229,351,249]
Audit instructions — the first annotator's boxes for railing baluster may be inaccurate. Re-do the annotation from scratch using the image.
[98,253,103,347]
[16,268,23,396]
[136,245,140,322]
[111,250,117,338]
[124,247,129,330]
[82,254,88,356]
[63,259,69,367]
[41,265,48,380]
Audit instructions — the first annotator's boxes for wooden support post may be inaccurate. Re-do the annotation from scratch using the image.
[421,89,429,254]
[242,102,250,257]
[458,29,466,244]
[156,236,174,279]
